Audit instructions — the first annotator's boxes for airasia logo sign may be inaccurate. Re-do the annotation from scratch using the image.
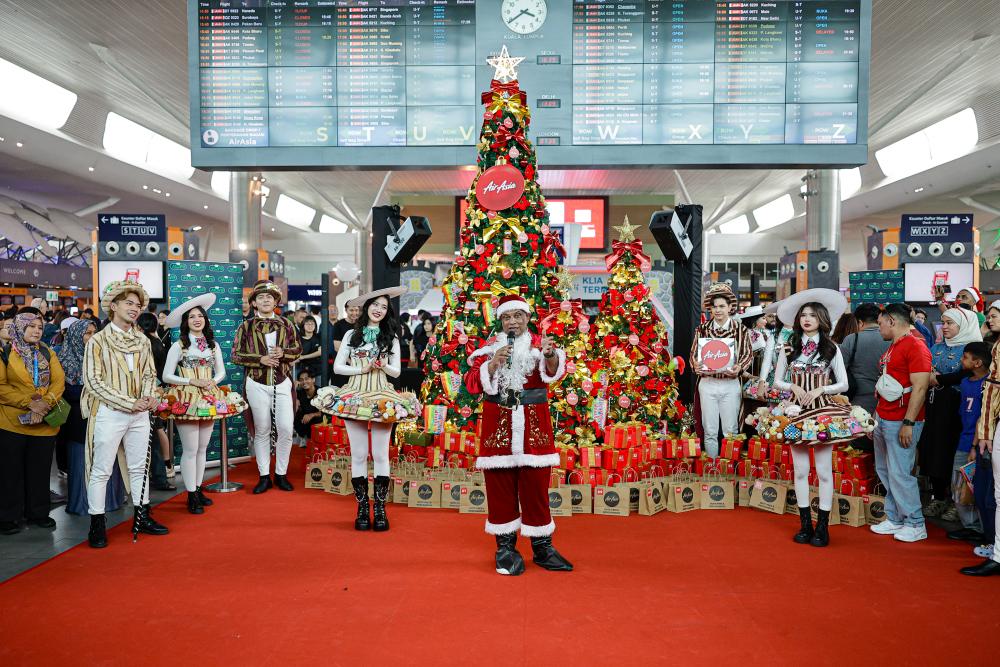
[700,339,733,371]
[475,164,525,211]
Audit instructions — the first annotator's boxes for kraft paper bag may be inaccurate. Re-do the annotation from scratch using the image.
[324,467,353,496]
[808,487,841,526]
[638,481,667,516]
[548,487,573,517]
[440,481,463,510]
[666,479,701,513]
[616,481,644,513]
[748,479,787,514]
[392,476,414,505]
[836,493,865,527]
[458,485,489,514]
[700,479,735,510]
[304,454,330,490]
[784,484,802,515]
[564,483,592,514]
[863,486,888,525]
[408,480,441,508]
[593,485,630,517]
[737,479,755,507]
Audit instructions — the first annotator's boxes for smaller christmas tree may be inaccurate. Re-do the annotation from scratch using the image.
[588,217,685,434]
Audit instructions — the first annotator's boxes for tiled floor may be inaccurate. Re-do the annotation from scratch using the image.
[0,467,219,582]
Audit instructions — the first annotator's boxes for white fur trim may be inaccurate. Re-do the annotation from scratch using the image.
[480,357,500,395]
[511,404,525,454]
[476,453,561,469]
[496,299,530,318]
[520,520,556,537]
[484,517,522,535]
[539,348,566,383]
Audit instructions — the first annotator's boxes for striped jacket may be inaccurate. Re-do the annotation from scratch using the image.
[81,326,158,417]
[976,340,1000,441]
[689,317,754,380]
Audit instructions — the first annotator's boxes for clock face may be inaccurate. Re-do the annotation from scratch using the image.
[501,0,548,35]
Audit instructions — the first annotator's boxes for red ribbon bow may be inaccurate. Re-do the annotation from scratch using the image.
[539,232,565,267]
[605,240,652,273]
[539,298,587,334]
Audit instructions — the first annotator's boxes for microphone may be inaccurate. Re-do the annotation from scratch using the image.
[503,329,515,369]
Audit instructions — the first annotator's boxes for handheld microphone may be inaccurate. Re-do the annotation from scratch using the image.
[503,328,515,369]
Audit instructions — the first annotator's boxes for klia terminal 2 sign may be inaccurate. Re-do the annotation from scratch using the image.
[474,164,525,211]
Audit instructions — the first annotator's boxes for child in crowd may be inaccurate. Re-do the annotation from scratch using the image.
[952,342,989,551]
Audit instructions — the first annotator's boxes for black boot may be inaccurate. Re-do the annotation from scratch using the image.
[252,475,272,494]
[810,509,830,547]
[793,507,814,544]
[133,504,169,536]
[196,486,213,506]
[372,476,390,532]
[187,491,204,515]
[273,474,294,491]
[495,533,525,576]
[88,514,107,548]
[352,477,371,531]
[530,535,574,571]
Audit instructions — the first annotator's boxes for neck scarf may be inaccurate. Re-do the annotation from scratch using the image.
[362,325,380,345]
[105,321,146,354]
[191,333,208,351]
[943,307,983,348]
[11,314,49,388]
[57,319,93,385]
[801,335,819,358]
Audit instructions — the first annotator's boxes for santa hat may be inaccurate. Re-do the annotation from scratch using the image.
[957,286,984,312]
[496,294,530,318]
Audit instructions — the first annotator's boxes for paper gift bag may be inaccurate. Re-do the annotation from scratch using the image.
[666,478,701,513]
[835,486,865,527]
[863,484,888,525]
[808,487,841,525]
[593,485,631,517]
[700,479,735,510]
[467,469,486,485]
[304,454,329,490]
[737,479,753,507]
[616,481,644,513]
[440,481,463,510]
[324,467,353,496]
[459,485,489,514]
[407,480,441,508]
[748,478,787,514]
[784,484,802,515]
[638,481,667,515]
[564,480,592,514]
[548,487,573,517]
[391,476,412,504]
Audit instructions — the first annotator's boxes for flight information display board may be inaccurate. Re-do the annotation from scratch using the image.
[188,0,871,169]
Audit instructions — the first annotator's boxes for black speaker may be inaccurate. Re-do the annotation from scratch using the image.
[903,240,974,264]
[384,215,432,264]
[806,250,839,290]
[371,206,402,309]
[649,205,701,262]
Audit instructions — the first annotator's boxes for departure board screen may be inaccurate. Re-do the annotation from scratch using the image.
[188,0,871,169]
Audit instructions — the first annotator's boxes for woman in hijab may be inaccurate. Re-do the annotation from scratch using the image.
[57,319,125,516]
[920,307,982,521]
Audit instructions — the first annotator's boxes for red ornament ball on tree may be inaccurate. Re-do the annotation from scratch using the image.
[566,392,579,406]
[432,360,441,371]
[565,361,576,375]
[460,406,473,419]
[618,395,631,408]
[458,334,469,345]
[503,117,513,128]
[628,334,640,346]
[579,322,591,334]
[636,365,649,377]
[476,164,525,211]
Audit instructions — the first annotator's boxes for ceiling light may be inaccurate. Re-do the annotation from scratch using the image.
[103,112,194,180]
[87,166,95,172]
[202,205,209,209]
[319,215,349,233]
[839,167,862,200]
[238,243,246,251]
[270,227,276,232]
[275,249,283,254]
[0,57,78,130]
[275,194,315,229]
[16,142,24,148]
[719,215,750,234]
[875,108,978,179]
[914,187,925,193]
[142,185,148,190]
[191,226,202,231]
[753,194,795,231]
[152,188,162,194]
[164,192,171,197]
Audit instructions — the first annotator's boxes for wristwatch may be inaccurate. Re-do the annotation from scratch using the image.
[902,419,915,427]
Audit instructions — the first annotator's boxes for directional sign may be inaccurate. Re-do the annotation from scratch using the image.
[901,214,973,243]
[98,213,166,242]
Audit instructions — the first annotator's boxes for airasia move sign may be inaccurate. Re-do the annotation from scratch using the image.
[475,164,525,211]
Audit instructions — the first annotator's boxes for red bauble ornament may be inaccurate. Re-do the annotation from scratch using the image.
[476,164,525,211]
[541,224,549,234]
[460,406,473,418]
[503,117,513,128]
[560,301,572,312]
[623,292,634,302]
[566,392,579,406]
[628,334,640,346]
[636,365,649,377]
[458,334,469,345]
[432,360,441,371]
[565,361,576,375]
[517,231,529,243]
[579,322,590,334]
[455,256,467,266]
[519,246,529,257]
[618,395,631,408]
[475,244,485,255]
[502,267,513,279]
[652,340,664,353]
[428,336,437,345]
[581,379,594,393]
[487,210,497,219]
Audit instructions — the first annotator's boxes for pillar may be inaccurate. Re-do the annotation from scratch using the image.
[804,169,840,252]
[229,171,262,250]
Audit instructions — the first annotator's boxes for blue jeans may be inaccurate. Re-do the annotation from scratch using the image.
[873,418,925,528]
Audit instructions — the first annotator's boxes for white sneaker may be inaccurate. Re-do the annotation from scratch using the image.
[870,520,903,535]
[893,525,928,543]
[974,544,994,558]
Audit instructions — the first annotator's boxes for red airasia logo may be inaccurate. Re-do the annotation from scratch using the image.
[475,164,525,211]
[700,339,733,371]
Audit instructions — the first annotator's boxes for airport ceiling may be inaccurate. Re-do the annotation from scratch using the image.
[1,0,1000,246]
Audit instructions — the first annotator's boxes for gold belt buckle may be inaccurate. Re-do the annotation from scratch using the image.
[500,389,521,410]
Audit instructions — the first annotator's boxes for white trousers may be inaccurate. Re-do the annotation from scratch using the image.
[698,377,742,458]
[177,421,213,492]
[345,420,393,478]
[246,377,294,476]
[791,443,834,511]
[87,405,151,515]
[993,430,1000,564]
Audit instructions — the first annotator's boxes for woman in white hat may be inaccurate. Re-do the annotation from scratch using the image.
[162,293,247,514]
[313,287,419,532]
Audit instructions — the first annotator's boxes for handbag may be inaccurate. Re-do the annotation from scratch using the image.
[43,398,71,428]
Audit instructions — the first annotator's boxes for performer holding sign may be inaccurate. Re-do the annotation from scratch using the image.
[690,283,753,457]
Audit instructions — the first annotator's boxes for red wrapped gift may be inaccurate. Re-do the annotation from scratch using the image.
[460,432,480,455]
[736,459,763,478]
[579,446,602,468]
[746,438,769,461]
[846,454,875,480]
[808,471,819,487]
[720,438,744,460]
[426,446,444,467]
[602,447,637,472]
[694,456,718,475]
[447,452,470,469]
[549,469,565,488]
[780,464,794,481]
[329,427,347,446]
[312,424,330,443]
[680,437,701,457]
[577,467,606,486]
[558,447,578,470]
[716,458,736,476]
[855,478,877,496]
[648,439,664,459]
[605,422,646,449]
[769,443,791,467]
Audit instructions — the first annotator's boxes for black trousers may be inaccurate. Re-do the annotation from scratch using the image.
[0,429,55,522]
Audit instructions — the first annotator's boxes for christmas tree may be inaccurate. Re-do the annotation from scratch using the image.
[587,217,685,434]
[419,46,564,431]
[539,267,603,450]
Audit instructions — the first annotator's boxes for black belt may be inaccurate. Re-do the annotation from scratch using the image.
[485,387,548,409]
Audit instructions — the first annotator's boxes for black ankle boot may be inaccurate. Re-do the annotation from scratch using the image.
[252,475,272,494]
[530,535,574,571]
[133,504,169,536]
[810,509,830,547]
[352,477,371,531]
[495,533,525,576]
[196,486,213,506]
[372,476,390,532]
[187,491,204,515]
[88,514,107,548]
[273,474,294,491]
[794,507,814,544]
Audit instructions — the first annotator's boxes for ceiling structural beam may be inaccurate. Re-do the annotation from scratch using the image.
[89,43,190,134]
[74,197,120,218]
[868,35,993,139]
[673,170,693,205]
[704,173,770,230]
[338,196,362,227]
[362,171,394,230]
[707,196,728,225]
[959,195,1000,219]
[301,177,363,231]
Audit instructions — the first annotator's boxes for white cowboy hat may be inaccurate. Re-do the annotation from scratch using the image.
[736,305,765,320]
[763,300,781,315]
[776,288,848,327]
[347,286,408,308]
[164,293,217,329]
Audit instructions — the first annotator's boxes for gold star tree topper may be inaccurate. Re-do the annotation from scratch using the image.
[614,215,639,242]
[556,266,575,295]
[487,45,525,84]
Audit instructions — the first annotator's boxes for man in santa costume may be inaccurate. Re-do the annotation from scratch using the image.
[464,294,573,576]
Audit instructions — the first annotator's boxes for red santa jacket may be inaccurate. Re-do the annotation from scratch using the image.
[464,333,565,469]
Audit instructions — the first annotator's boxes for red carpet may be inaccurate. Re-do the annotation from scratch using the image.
[1,450,997,666]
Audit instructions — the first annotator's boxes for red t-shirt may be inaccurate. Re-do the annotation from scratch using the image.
[876,334,932,421]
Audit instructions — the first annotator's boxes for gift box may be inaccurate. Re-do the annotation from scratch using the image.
[844,453,875,480]
[423,404,448,434]
[720,438,744,460]
[438,432,462,452]
[746,438,769,461]
[736,459,762,478]
[404,431,435,448]
[401,444,427,459]
[605,422,646,449]
[579,446,602,468]
[648,439,664,460]
[769,443,791,466]
[557,446,578,470]
[601,447,637,472]
[780,464,794,481]
[426,446,445,468]
[577,467,607,486]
